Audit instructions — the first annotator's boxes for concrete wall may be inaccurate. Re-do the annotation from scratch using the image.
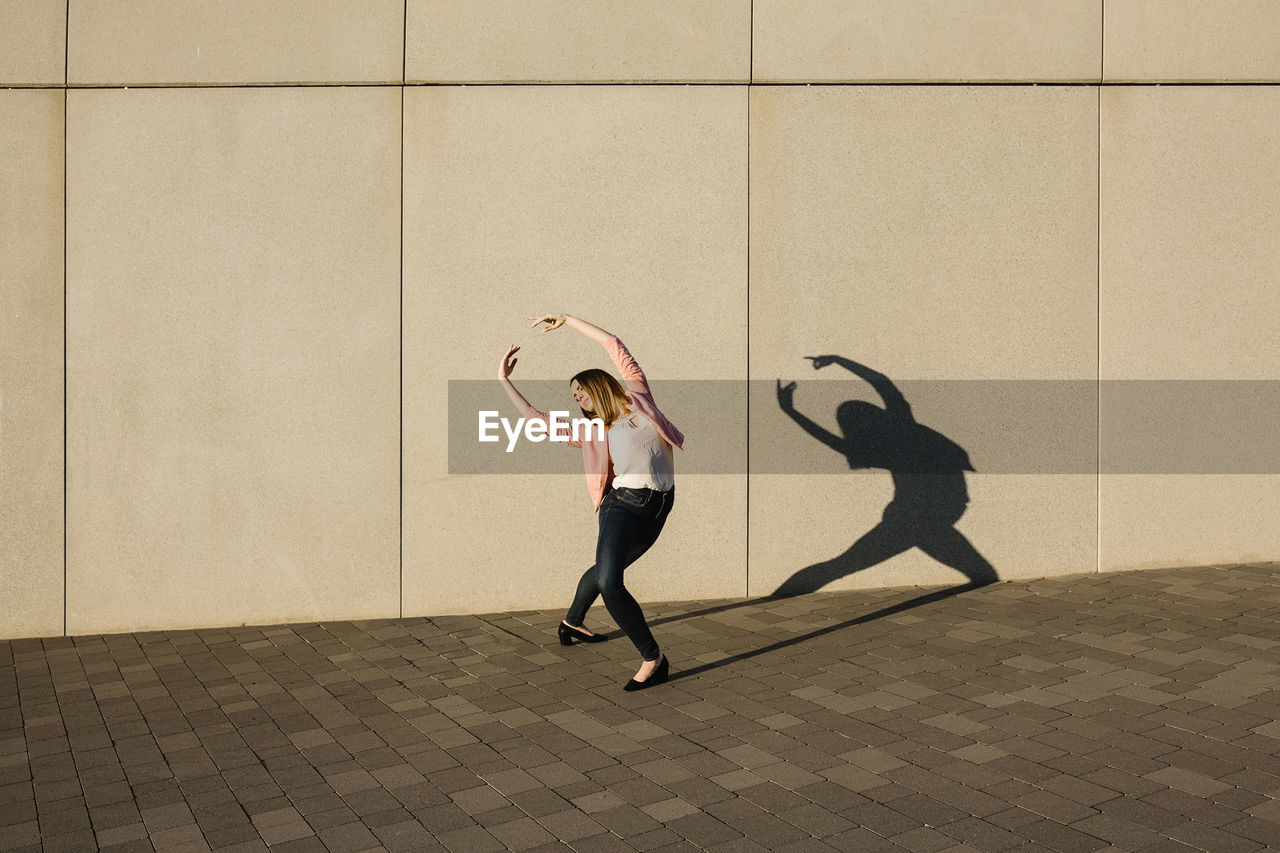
[2,3,1277,638]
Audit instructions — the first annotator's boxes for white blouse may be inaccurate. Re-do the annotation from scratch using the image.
[609,410,675,491]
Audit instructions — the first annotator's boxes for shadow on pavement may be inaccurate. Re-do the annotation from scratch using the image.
[663,580,992,682]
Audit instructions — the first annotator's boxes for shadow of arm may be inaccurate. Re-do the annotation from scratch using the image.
[779,398,846,455]
[832,357,913,422]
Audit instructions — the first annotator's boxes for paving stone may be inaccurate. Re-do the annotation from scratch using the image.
[891,824,960,852]
[1013,790,1099,824]
[662,811,742,846]
[484,816,558,850]
[1068,813,1164,849]
[1143,765,1234,797]
[825,825,905,850]
[435,823,505,852]
[663,775,738,808]
[315,819,379,851]
[939,816,1026,851]
[140,801,197,832]
[534,807,607,842]
[1013,818,1111,852]
[843,801,920,836]
[776,802,854,838]
[148,822,212,850]
[1223,815,1280,847]
[1162,819,1264,853]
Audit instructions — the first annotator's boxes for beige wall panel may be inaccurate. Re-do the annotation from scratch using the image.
[0,91,64,640]
[1100,87,1280,571]
[752,87,1098,381]
[66,88,401,634]
[69,0,404,85]
[1101,88,1280,379]
[405,0,750,83]
[1105,1,1280,81]
[404,86,747,618]
[1101,476,1280,571]
[0,0,65,85]
[750,87,1099,595]
[753,0,1100,82]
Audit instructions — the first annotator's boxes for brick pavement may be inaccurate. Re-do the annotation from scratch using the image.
[3,563,1280,852]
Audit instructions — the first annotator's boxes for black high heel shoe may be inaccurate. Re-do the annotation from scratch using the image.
[624,654,669,692]
[559,622,607,645]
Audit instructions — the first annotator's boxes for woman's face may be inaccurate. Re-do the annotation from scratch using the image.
[569,379,594,413]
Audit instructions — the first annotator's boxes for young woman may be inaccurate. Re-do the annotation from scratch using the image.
[498,314,683,691]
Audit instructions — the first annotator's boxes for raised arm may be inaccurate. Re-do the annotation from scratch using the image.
[498,344,537,415]
[807,355,912,422]
[564,315,612,347]
[497,344,581,447]
[777,380,847,454]
[530,313,611,346]
[530,313,649,394]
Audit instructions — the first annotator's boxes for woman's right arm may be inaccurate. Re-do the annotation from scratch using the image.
[499,344,583,447]
[499,344,537,416]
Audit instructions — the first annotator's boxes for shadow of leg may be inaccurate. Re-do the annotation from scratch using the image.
[769,521,913,599]
[915,525,998,585]
[673,580,986,682]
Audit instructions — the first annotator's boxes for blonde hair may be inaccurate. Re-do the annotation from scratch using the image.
[571,369,632,428]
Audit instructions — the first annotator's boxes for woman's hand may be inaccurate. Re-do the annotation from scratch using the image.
[499,344,520,380]
[805,355,838,370]
[530,314,566,332]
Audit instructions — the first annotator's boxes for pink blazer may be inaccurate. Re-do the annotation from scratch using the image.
[521,336,685,512]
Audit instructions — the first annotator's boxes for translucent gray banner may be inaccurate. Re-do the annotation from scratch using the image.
[447,380,1280,475]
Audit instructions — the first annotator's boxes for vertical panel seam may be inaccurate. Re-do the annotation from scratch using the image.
[63,0,70,637]
[1096,86,1102,575]
[1097,1,1104,575]
[745,0,753,598]
[399,1,407,619]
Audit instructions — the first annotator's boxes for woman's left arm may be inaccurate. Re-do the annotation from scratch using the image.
[530,313,648,392]
[530,314,609,346]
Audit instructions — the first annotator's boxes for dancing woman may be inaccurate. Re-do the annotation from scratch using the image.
[498,314,684,691]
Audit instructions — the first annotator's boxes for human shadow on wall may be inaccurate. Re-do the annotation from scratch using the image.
[770,355,998,596]
[647,355,996,638]
[654,356,1000,682]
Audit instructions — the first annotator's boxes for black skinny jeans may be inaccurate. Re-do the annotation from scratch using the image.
[565,486,674,661]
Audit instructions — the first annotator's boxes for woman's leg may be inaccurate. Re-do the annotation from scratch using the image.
[595,498,669,661]
[564,498,669,627]
[564,565,600,627]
